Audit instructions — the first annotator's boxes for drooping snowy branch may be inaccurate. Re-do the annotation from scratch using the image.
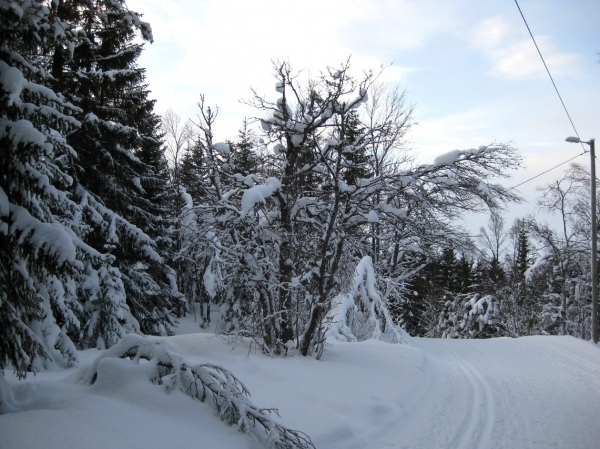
[77,335,315,449]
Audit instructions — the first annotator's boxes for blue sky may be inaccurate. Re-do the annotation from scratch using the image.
[128,0,600,231]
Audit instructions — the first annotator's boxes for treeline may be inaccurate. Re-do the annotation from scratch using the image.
[428,164,596,341]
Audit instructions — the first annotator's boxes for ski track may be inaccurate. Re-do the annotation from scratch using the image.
[436,341,494,449]
[407,336,600,449]
[541,341,600,373]
[334,336,600,449]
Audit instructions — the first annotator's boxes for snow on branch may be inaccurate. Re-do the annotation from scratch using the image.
[8,203,80,268]
[77,335,315,449]
[240,177,281,218]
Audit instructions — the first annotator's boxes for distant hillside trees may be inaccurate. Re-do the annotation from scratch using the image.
[432,164,596,341]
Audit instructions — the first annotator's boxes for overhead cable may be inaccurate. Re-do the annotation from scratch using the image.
[511,151,586,189]
[513,0,586,152]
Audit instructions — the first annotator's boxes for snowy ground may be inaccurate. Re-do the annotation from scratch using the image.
[2,313,599,449]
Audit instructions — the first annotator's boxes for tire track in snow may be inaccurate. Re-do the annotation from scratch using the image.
[437,341,494,449]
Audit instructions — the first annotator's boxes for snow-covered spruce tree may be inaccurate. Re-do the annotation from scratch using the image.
[180,132,207,204]
[1,0,79,374]
[50,0,185,338]
[0,0,132,375]
[500,218,538,337]
[403,242,479,337]
[231,118,261,177]
[437,292,506,339]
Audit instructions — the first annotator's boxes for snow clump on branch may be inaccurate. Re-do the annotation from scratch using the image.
[240,178,282,218]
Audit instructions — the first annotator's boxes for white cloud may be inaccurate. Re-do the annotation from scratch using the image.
[411,108,493,158]
[130,0,432,139]
[471,16,582,80]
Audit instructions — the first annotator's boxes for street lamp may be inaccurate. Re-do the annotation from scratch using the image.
[566,136,597,343]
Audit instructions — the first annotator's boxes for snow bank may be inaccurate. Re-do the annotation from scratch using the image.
[0,373,17,413]
[74,334,314,448]
[2,328,600,449]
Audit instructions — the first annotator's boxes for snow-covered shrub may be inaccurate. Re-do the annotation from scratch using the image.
[326,256,409,346]
[438,293,507,339]
[175,60,521,357]
[77,335,315,449]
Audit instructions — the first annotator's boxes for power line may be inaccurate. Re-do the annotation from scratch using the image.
[511,151,586,189]
[513,0,587,153]
[510,0,589,189]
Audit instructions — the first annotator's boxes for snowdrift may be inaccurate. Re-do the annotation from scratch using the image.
[2,322,600,449]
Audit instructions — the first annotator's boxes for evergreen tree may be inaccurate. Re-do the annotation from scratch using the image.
[230,118,260,177]
[341,109,372,186]
[1,0,82,373]
[512,218,531,281]
[51,0,184,337]
[0,0,141,373]
[437,292,507,339]
[180,140,206,202]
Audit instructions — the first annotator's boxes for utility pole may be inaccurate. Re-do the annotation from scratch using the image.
[590,138,597,344]
[566,137,597,343]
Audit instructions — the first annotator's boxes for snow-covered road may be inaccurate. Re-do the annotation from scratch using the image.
[390,337,600,449]
[2,332,599,449]
[170,332,600,449]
